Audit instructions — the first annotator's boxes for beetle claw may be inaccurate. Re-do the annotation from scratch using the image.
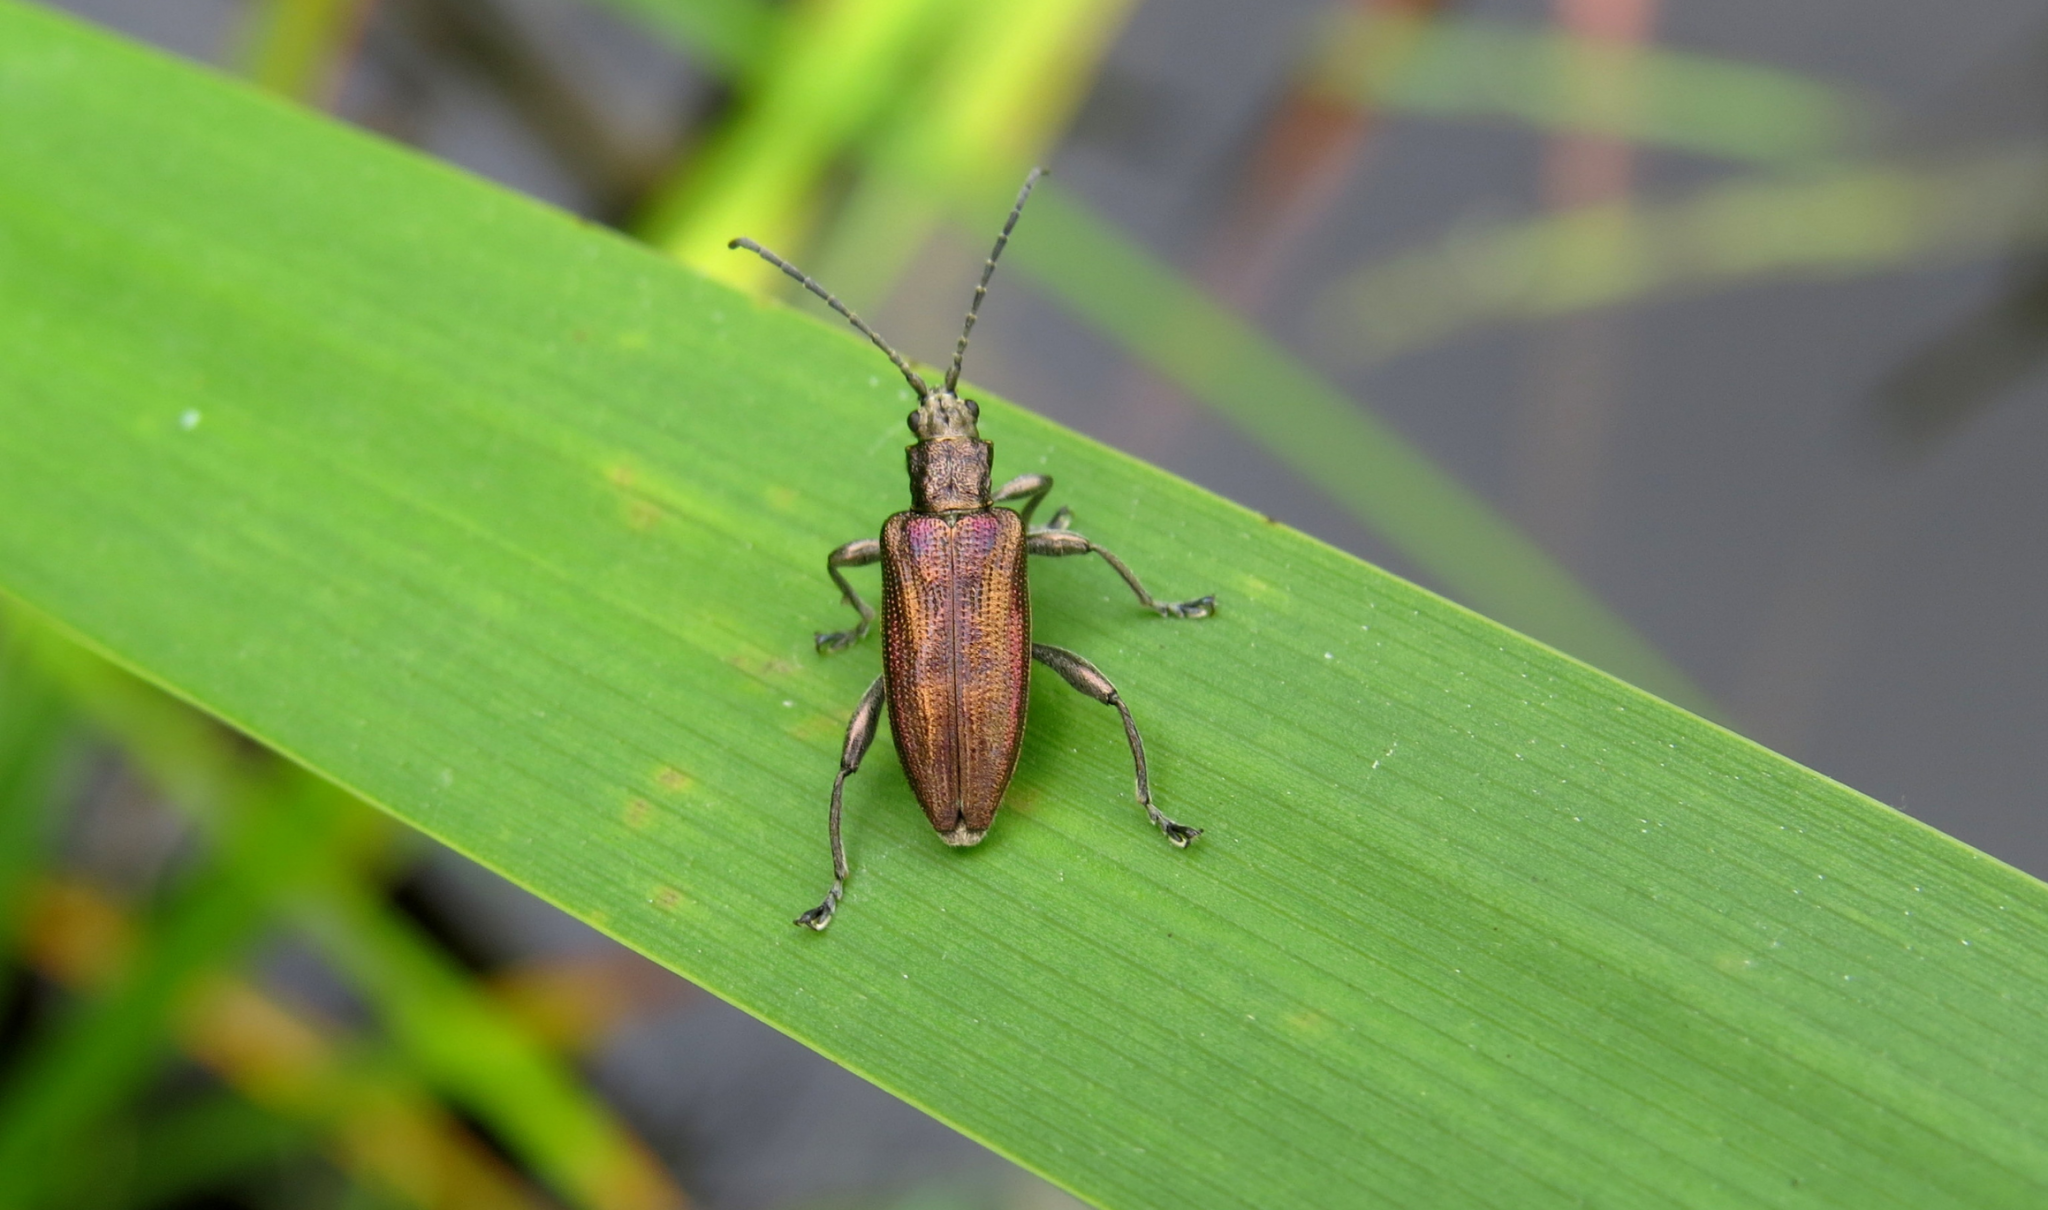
[1160,595,1216,620]
[815,628,863,654]
[795,902,836,930]
[1160,820,1203,848]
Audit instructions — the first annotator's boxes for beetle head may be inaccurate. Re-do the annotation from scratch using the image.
[908,390,980,441]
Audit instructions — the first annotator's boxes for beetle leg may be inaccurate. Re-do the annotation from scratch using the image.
[1031,643,1202,848]
[817,539,882,653]
[1025,530,1216,619]
[992,473,1053,529]
[797,674,887,931]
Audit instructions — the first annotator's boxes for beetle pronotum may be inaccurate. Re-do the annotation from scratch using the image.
[730,169,1215,930]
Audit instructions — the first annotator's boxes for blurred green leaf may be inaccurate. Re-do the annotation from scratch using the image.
[580,0,777,77]
[7,622,679,1210]
[300,880,683,1210]
[1316,148,2048,366]
[1315,11,1869,163]
[0,629,73,963]
[4,8,2048,1209]
[117,1093,316,1210]
[0,731,356,1207]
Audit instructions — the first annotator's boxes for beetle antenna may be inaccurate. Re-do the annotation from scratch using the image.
[944,167,1045,395]
[728,237,931,398]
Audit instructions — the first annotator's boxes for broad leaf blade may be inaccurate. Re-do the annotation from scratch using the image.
[2,7,2045,1208]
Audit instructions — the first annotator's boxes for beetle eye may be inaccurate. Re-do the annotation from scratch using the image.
[963,398,980,419]
[905,410,921,435]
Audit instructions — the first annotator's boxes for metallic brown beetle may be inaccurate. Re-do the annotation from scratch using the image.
[730,170,1215,930]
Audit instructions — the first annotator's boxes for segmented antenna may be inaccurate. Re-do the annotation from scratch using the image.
[944,167,1046,394]
[728,237,931,398]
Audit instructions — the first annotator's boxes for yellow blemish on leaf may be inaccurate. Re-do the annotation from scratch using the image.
[789,713,844,743]
[765,485,799,511]
[656,766,695,793]
[623,797,654,829]
[651,885,685,912]
[1284,1009,1333,1037]
[625,499,663,531]
[604,463,636,487]
[727,652,802,678]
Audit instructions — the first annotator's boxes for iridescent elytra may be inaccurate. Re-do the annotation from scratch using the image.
[729,170,1216,930]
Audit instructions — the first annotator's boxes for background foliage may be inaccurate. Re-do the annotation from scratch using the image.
[3,0,2047,1207]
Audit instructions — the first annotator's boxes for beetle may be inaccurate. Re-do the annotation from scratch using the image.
[729,169,1215,930]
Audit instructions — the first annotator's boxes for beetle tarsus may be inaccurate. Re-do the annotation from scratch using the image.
[1156,594,1216,620]
[796,888,840,930]
[1153,814,1203,847]
[815,624,868,654]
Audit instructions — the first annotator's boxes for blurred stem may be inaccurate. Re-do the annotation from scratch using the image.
[805,0,1140,312]
[1312,10,1867,162]
[237,0,377,105]
[635,0,971,290]
[1315,147,2048,368]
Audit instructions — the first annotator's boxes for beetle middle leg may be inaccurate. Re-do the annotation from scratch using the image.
[816,539,881,653]
[992,473,1053,529]
[1025,529,1216,619]
[797,674,886,930]
[1032,643,1201,847]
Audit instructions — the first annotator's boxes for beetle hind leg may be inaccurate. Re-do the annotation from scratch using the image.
[797,674,886,930]
[1032,643,1202,847]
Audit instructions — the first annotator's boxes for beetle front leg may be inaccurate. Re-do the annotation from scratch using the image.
[797,674,886,931]
[1025,530,1216,619]
[1032,643,1201,847]
[992,473,1053,529]
[817,539,882,653]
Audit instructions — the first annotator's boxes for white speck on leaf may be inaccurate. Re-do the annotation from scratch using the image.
[178,409,201,430]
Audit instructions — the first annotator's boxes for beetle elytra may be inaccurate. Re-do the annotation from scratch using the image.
[729,169,1215,930]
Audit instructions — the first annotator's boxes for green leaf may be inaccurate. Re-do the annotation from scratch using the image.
[3,7,2046,1208]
